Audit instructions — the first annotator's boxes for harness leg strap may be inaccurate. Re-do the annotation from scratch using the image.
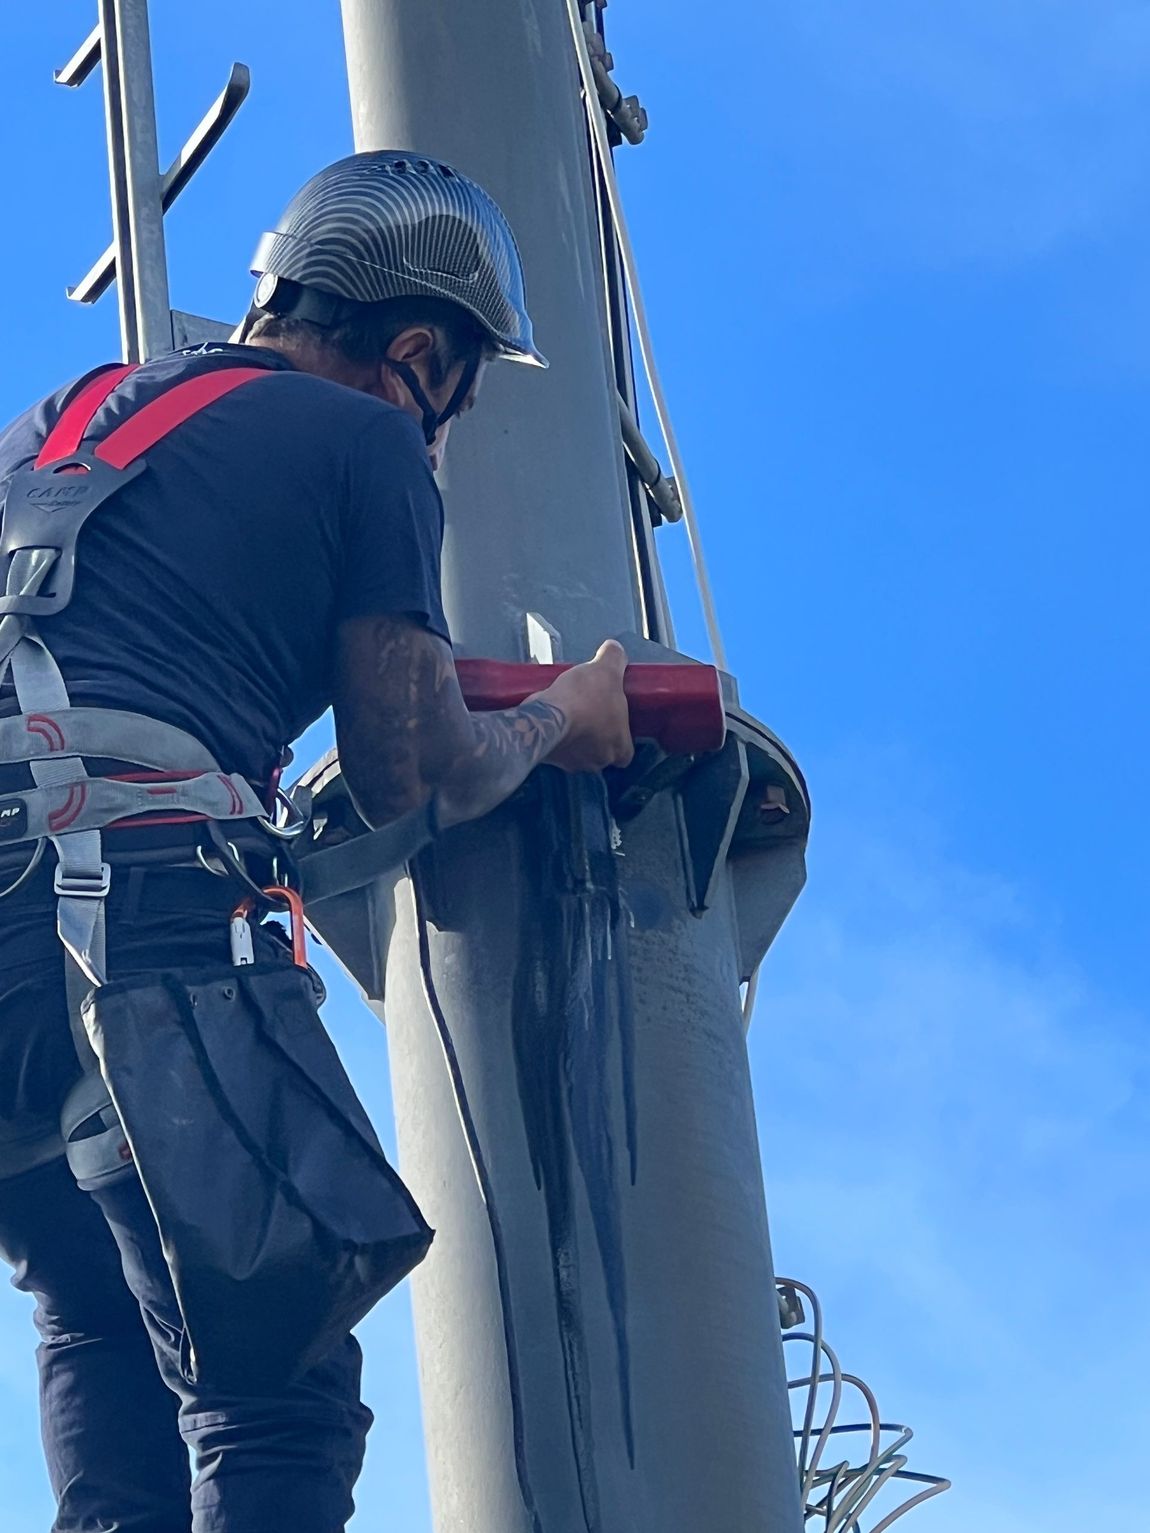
[8,635,109,991]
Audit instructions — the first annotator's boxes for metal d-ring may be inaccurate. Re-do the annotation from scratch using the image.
[203,822,274,904]
[194,845,229,878]
[258,787,310,841]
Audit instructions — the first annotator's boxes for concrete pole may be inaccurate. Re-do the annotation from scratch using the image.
[339,4,804,1532]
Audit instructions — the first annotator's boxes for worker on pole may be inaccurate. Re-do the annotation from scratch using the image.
[0,151,633,1533]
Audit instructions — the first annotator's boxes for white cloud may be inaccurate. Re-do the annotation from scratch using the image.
[751,755,1150,1528]
[768,0,1150,269]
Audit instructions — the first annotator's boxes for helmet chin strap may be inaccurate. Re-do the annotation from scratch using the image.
[386,356,479,447]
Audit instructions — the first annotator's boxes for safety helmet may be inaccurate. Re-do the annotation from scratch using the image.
[250,151,546,367]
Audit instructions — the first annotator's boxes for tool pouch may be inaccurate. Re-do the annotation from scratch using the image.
[77,959,433,1393]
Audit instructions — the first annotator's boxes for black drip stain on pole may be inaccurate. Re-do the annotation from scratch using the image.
[511,771,637,1533]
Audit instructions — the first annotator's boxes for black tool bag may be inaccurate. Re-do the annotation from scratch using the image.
[80,959,433,1393]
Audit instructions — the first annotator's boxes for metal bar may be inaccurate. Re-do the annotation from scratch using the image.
[96,0,171,360]
[618,393,683,523]
[70,63,250,308]
[68,256,118,307]
[160,64,250,208]
[55,24,102,88]
[96,0,139,360]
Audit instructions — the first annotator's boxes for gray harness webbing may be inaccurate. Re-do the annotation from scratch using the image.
[0,767,267,851]
[0,361,283,1173]
[0,705,221,771]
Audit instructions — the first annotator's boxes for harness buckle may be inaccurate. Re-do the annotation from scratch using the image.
[53,862,111,900]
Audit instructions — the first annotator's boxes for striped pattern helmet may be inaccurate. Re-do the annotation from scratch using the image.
[251,151,546,366]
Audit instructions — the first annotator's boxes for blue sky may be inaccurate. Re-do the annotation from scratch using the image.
[1,2,1147,1529]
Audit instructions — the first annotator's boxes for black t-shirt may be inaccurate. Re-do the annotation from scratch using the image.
[0,344,450,785]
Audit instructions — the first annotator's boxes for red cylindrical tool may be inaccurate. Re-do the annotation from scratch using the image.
[455,659,726,755]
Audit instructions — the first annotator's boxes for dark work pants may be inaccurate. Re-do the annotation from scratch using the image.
[0,866,373,1533]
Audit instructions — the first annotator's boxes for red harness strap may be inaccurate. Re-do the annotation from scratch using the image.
[35,363,273,471]
[36,364,138,465]
[24,360,279,835]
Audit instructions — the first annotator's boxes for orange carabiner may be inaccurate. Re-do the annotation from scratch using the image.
[231,885,308,969]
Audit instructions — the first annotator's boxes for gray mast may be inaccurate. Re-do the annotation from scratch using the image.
[333,3,809,1531]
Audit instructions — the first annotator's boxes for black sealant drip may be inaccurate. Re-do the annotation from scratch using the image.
[511,772,637,1533]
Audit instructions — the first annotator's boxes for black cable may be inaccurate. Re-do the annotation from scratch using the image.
[410,864,544,1533]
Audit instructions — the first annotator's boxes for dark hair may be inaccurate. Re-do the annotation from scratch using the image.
[245,292,487,386]
[245,294,490,387]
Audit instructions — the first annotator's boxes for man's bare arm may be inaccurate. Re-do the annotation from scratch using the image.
[334,615,632,830]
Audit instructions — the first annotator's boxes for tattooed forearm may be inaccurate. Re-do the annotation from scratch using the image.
[435,699,568,827]
[469,700,566,768]
[334,615,570,830]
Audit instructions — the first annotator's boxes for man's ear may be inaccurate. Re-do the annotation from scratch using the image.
[387,325,437,367]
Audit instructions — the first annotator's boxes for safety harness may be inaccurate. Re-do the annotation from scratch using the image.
[0,361,436,1387]
[0,360,301,1170]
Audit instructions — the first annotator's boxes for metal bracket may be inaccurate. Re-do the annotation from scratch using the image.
[54,2,249,361]
[583,22,648,144]
[678,734,749,913]
[54,24,102,88]
[170,311,237,349]
[525,611,563,664]
[65,60,251,308]
[723,709,810,981]
[776,1282,806,1331]
[618,394,682,525]
[600,635,810,961]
